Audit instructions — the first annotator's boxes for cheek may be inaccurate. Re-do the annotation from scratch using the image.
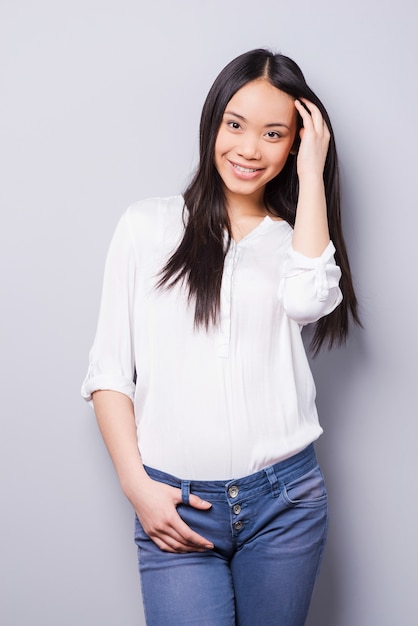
[214,138,231,175]
[270,146,293,174]
[213,144,221,172]
[214,131,228,159]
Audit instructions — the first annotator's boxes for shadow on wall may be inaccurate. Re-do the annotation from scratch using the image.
[304,324,366,626]
[306,551,340,626]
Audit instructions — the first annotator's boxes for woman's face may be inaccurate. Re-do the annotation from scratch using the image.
[214,79,297,208]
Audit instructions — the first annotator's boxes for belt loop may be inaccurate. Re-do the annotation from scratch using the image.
[264,466,280,498]
[181,480,191,505]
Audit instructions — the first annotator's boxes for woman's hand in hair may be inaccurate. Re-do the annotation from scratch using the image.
[292,99,331,257]
[132,477,215,553]
[294,99,330,180]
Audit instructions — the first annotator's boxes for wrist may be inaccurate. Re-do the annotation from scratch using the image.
[119,463,150,500]
[297,170,325,187]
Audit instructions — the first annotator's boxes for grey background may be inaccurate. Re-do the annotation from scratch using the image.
[1,1,416,624]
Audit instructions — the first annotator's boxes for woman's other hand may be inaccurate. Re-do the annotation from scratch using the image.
[129,476,214,553]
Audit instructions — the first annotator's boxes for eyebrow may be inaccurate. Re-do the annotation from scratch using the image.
[224,110,290,130]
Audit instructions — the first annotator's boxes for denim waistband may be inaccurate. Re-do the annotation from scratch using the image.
[144,444,317,502]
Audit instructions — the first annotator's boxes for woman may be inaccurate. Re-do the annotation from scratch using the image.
[82,49,360,625]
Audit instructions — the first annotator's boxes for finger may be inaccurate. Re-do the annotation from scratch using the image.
[146,519,212,552]
[146,507,214,551]
[173,515,214,550]
[151,532,207,553]
[294,99,315,134]
[296,99,326,133]
[295,98,312,120]
[189,493,212,510]
[158,542,209,554]
[153,524,214,553]
[297,98,321,119]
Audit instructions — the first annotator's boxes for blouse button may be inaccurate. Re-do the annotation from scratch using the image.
[233,504,241,515]
[233,521,243,530]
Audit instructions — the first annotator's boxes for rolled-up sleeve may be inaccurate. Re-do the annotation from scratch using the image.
[81,212,136,404]
[279,241,343,325]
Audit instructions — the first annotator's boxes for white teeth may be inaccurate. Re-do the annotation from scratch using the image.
[233,163,258,173]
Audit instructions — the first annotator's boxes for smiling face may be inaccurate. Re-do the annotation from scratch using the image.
[214,79,297,210]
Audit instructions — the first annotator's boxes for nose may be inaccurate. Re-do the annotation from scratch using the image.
[237,134,261,160]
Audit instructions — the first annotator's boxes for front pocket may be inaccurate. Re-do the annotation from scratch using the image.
[282,465,327,506]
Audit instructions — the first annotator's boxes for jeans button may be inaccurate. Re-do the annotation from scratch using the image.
[228,485,239,498]
[233,521,243,530]
[233,504,241,515]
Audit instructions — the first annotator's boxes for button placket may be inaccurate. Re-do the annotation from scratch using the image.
[227,484,244,532]
[217,243,240,358]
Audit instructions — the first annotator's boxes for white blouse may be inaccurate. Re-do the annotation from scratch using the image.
[81,195,342,480]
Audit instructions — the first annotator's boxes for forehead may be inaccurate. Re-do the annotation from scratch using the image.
[225,79,295,123]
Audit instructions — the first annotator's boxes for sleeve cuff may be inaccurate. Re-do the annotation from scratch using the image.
[81,375,136,405]
[279,240,343,324]
[286,241,336,272]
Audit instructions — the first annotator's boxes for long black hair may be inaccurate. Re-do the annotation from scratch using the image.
[158,49,361,353]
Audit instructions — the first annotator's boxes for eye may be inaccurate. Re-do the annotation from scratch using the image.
[227,121,241,130]
[265,130,282,139]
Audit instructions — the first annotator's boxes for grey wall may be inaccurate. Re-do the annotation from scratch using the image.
[1,1,416,624]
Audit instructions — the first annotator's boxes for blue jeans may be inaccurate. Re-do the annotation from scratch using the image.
[134,444,328,626]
